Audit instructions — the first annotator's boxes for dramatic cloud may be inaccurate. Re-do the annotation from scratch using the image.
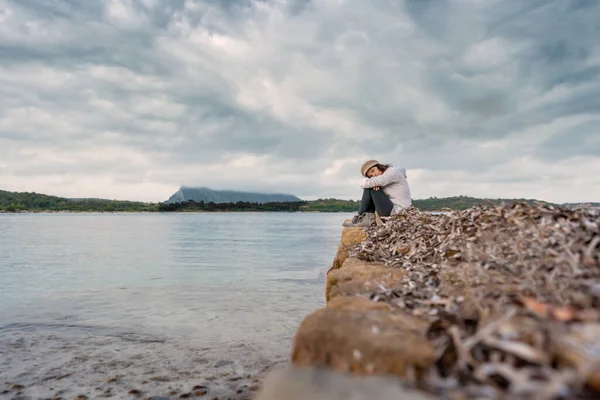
[0,0,599,202]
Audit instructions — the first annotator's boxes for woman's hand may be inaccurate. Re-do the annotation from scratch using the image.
[374,186,381,191]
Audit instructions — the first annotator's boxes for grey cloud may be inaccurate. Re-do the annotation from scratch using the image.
[0,0,599,202]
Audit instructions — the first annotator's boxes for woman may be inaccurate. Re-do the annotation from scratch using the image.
[343,159,412,227]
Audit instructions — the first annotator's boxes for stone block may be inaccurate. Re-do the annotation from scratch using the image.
[291,297,435,378]
[330,227,368,272]
[255,364,438,400]
[326,257,406,302]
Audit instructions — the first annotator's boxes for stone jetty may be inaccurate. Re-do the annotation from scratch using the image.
[257,203,600,400]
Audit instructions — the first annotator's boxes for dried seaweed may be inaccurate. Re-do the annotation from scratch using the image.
[353,203,600,399]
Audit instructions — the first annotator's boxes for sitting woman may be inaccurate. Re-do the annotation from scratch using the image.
[343,159,412,227]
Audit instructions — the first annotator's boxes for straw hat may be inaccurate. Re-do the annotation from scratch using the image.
[361,159,379,177]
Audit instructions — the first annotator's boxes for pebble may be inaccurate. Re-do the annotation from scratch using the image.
[150,376,170,382]
[214,360,233,368]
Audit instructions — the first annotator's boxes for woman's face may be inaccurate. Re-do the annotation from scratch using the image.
[367,166,382,178]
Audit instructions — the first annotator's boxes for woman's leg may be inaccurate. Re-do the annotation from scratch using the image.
[358,189,376,214]
[360,189,394,217]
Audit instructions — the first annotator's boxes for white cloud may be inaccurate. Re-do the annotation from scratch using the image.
[462,37,525,70]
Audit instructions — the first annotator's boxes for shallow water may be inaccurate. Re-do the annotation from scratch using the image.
[0,212,351,399]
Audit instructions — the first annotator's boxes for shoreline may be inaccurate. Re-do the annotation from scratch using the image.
[0,209,453,214]
[1,324,285,400]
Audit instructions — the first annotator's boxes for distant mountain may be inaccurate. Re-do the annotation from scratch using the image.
[164,187,301,204]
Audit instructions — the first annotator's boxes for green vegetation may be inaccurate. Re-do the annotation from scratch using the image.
[300,198,360,212]
[0,190,158,212]
[299,196,554,212]
[158,200,304,212]
[0,189,570,214]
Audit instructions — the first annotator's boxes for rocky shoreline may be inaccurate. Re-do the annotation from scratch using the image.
[1,328,283,400]
[258,203,600,399]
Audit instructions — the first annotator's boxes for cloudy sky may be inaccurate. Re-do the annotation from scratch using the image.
[1,0,599,203]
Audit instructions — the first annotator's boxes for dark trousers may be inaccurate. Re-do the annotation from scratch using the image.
[358,188,394,217]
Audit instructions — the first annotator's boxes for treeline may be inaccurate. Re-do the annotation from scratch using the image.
[1,189,560,213]
[300,198,360,212]
[158,200,304,212]
[0,190,158,212]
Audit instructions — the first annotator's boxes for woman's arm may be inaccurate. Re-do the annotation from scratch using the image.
[362,167,402,189]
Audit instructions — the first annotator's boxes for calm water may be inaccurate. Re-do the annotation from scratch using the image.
[0,212,351,399]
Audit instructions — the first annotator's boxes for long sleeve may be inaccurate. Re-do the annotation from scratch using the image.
[362,167,403,189]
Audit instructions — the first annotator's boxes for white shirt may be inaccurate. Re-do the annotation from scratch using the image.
[361,166,412,215]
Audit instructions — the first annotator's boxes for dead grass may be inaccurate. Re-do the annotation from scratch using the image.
[354,203,600,399]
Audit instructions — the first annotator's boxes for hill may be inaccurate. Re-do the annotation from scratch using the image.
[164,187,301,204]
[0,190,157,212]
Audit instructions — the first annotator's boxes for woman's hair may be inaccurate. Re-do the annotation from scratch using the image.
[375,164,390,173]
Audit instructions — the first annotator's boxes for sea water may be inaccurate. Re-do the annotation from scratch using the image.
[0,212,352,399]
